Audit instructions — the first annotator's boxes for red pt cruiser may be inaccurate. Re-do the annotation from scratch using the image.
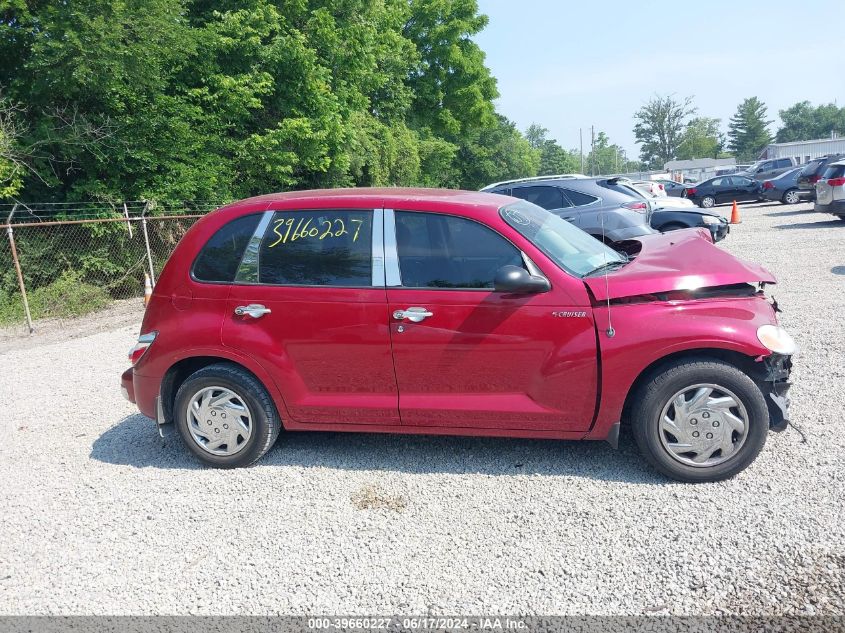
[122,189,795,482]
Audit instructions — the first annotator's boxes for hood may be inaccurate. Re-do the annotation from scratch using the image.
[584,229,776,301]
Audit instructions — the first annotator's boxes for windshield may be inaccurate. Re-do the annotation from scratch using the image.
[500,200,626,277]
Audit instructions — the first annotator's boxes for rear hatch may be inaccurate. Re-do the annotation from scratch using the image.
[816,163,845,205]
[798,158,825,191]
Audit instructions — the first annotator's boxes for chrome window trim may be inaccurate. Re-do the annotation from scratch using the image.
[383,208,402,287]
[371,208,385,287]
[234,211,273,283]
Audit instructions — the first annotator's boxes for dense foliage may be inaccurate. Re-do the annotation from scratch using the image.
[776,101,845,144]
[0,0,542,202]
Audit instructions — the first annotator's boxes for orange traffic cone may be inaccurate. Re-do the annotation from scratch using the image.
[730,200,741,224]
[143,273,152,305]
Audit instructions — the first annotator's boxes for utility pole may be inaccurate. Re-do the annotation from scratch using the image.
[579,128,584,174]
[590,125,595,176]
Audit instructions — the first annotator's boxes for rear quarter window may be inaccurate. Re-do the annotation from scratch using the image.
[823,165,845,179]
[192,213,262,283]
[561,188,599,206]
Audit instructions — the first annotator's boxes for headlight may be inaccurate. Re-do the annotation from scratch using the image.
[757,325,797,355]
[700,215,720,224]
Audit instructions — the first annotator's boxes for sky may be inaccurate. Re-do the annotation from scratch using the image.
[474,0,845,159]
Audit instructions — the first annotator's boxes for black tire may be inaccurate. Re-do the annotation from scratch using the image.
[174,363,282,467]
[782,189,800,205]
[699,196,716,209]
[631,358,769,483]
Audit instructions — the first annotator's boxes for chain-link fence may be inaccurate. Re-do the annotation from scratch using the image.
[0,201,224,339]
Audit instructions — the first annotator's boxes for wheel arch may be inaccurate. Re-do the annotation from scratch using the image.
[160,353,288,428]
[619,348,763,428]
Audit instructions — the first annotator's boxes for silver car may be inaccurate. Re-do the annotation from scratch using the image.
[481,176,657,243]
[814,159,845,219]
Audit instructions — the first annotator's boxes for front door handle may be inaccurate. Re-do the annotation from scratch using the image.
[234,304,271,319]
[393,306,433,322]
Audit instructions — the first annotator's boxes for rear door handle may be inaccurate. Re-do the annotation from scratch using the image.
[393,307,433,322]
[234,304,271,319]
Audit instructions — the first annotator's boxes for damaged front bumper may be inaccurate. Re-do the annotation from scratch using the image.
[762,353,792,432]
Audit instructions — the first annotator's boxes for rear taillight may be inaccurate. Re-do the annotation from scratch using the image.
[622,201,648,213]
[763,181,774,190]
[827,177,845,187]
[128,332,157,365]
[809,175,821,184]
[686,187,697,196]
[658,184,665,191]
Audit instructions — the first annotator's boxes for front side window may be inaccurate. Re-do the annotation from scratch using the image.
[510,186,571,210]
[192,214,262,283]
[501,201,625,278]
[257,210,373,286]
[395,211,523,289]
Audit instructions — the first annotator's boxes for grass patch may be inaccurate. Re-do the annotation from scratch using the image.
[0,271,112,326]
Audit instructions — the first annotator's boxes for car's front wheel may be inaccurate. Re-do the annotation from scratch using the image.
[700,196,716,208]
[631,358,769,482]
[174,363,282,467]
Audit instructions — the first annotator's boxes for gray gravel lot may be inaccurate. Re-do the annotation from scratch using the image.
[1,200,844,616]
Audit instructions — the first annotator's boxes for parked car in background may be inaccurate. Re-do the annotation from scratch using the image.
[122,188,795,482]
[605,178,729,242]
[760,167,811,205]
[482,176,657,243]
[814,159,845,219]
[683,175,763,208]
[655,179,687,197]
[796,154,845,200]
[739,158,797,181]
[633,180,666,197]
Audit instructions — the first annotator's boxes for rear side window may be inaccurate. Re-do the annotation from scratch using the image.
[192,214,262,283]
[561,188,599,206]
[395,212,523,289]
[258,210,373,286]
[510,186,571,210]
[823,165,845,179]
[800,159,824,176]
[776,158,791,168]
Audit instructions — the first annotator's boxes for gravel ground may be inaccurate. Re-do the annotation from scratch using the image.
[1,200,844,616]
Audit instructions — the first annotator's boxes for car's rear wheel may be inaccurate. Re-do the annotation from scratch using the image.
[782,189,800,205]
[174,363,281,467]
[631,358,768,482]
[700,196,715,208]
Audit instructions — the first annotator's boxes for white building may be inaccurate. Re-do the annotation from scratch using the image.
[759,137,845,163]
[663,158,736,182]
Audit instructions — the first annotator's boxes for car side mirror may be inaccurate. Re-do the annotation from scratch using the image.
[493,265,550,294]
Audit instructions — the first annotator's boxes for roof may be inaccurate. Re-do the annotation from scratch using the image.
[664,158,736,171]
[220,187,514,214]
[765,137,845,148]
[480,174,587,191]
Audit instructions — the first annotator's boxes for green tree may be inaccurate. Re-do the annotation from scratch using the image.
[728,97,773,162]
[586,131,628,176]
[677,117,725,160]
[458,115,538,190]
[524,124,580,175]
[633,94,696,169]
[776,101,845,143]
[404,0,498,140]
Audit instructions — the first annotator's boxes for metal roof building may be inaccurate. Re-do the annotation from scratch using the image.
[759,137,845,163]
